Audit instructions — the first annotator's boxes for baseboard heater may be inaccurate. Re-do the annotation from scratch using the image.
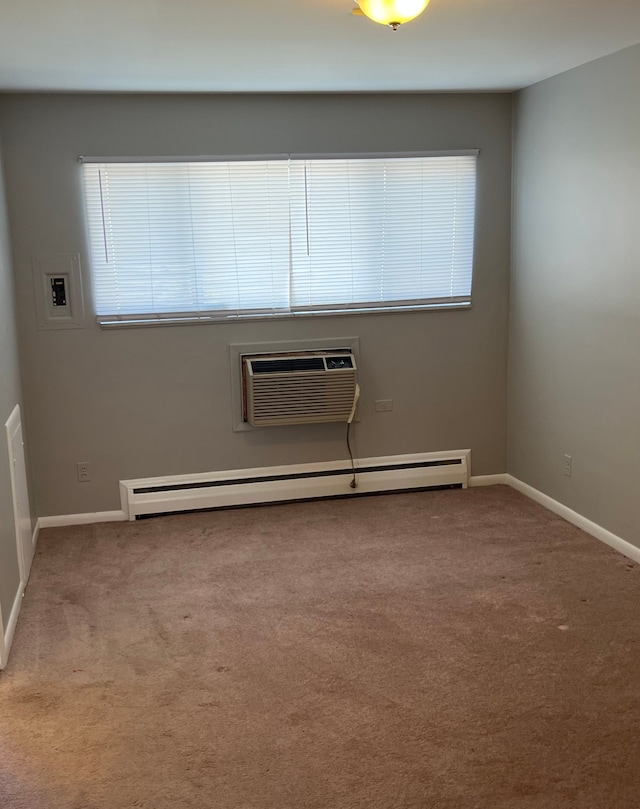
[120,450,470,520]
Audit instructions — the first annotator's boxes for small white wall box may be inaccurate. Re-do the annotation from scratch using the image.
[32,253,84,330]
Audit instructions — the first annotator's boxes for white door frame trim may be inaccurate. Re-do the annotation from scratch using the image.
[5,404,30,584]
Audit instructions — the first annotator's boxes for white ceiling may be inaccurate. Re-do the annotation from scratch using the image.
[0,0,639,93]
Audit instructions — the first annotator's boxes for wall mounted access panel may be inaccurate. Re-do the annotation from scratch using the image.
[32,253,85,330]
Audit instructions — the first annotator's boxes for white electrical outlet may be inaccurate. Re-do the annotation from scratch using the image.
[375,399,393,412]
[563,454,572,477]
[77,462,91,482]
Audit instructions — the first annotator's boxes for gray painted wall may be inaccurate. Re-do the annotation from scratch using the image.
[510,44,640,546]
[0,93,511,517]
[0,143,24,623]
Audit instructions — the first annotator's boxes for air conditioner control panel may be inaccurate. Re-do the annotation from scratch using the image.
[325,355,354,370]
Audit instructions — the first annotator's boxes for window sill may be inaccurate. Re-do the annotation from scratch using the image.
[97,302,472,329]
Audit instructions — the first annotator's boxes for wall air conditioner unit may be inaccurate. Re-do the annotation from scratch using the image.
[243,351,358,427]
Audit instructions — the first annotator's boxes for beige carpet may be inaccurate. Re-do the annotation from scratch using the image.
[1,485,640,808]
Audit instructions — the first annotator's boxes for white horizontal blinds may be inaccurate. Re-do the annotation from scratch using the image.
[83,161,290,318]
[290,159,386,309]
[290,155,476,311]
[82,153,476,321]
[188,161,290,314]
[424,155,476,299]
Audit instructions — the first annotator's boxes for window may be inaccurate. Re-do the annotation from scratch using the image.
[81,152,477,325]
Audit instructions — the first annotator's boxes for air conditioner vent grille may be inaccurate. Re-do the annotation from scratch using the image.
[243,350,357,427]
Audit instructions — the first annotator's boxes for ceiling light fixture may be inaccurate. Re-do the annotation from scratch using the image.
[355,0,431,30]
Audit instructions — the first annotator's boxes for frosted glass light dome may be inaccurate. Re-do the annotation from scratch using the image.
[357,0,431,29]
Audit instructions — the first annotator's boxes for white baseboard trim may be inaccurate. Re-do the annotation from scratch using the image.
[469,474,509,488]
[38,510,127,529]
[39,453,472,527]
[34,475,639,565]
[507,475,640,565]
[0,581,25,670]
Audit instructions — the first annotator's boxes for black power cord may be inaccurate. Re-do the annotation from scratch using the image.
[346,381,360,489]
[346,420,357,489]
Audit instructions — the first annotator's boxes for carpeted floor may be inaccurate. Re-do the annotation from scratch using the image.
[1,485,640,808]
